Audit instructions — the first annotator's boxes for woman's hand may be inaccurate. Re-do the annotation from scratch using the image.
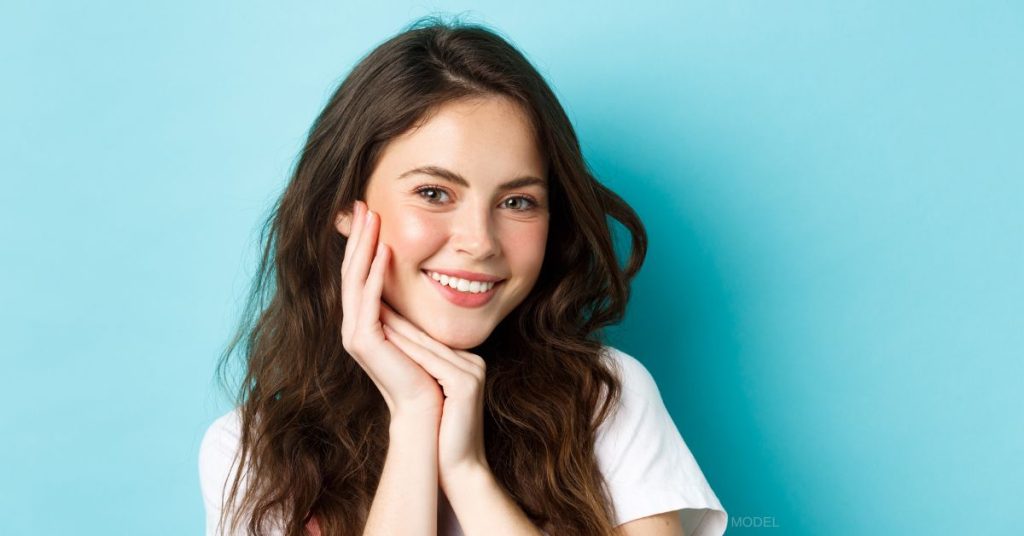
[378,303,489,489]
[339,200,443,418]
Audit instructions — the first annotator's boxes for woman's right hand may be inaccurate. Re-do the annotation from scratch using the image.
[339,200,443,418]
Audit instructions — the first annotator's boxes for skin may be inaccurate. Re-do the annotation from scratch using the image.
[333,95,684,535]
[616,511,686,536]
[336,94,550,351]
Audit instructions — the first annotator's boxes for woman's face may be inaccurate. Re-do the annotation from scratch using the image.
[335,95,549,350]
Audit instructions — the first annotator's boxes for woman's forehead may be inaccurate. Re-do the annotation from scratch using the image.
[372,96,547,190]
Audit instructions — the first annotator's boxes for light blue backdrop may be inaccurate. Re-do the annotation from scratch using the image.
[2,2,1020,535]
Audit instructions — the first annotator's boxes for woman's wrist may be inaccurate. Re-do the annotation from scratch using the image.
[440,458,491,494]
[388,408,441,438]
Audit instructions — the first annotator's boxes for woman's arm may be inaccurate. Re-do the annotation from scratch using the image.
[614,510,685,536]
[362,410,441,535]
[442,463,543,536]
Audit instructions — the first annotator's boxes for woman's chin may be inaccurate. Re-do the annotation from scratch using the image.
[387,301,493,350]
[430,330,487,351]
[419,323,491,351]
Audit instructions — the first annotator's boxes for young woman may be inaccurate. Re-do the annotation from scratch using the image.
[199,16,727,536]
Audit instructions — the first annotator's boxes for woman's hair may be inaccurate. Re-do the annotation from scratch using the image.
[214,14,648,536]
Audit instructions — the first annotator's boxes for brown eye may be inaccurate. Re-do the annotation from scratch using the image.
[414,186,451,204]
[503,195,539,212]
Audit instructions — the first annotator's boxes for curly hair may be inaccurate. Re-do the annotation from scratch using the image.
[213,14,648,536]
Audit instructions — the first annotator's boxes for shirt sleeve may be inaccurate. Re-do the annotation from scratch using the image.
[595,347,728,536]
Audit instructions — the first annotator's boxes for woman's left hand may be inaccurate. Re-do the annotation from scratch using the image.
[379,302,489,488]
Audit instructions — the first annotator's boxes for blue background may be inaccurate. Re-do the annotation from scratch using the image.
[2,2,1021,535]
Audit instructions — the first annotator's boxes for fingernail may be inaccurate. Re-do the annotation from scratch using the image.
[365,209,374,224]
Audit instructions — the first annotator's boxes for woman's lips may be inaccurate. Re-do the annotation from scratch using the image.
[422,270,504,308]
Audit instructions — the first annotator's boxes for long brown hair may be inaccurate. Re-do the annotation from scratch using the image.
[214,14,648,535]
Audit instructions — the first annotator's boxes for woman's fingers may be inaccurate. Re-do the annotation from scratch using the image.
[357,241,388,337]
[380,304,484,376]
[343,208,379,336]
[340,202,369,344]
[382,324,475,392]
[347,208,378,293]
[340,200,364,280]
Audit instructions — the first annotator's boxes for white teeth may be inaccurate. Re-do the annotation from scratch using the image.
[427,271,497,294]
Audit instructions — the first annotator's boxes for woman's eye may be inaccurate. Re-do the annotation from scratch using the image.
[414,186,450,204]
[502,196,538,212]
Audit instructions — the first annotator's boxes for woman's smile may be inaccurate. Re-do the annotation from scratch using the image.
[422,269,506,308]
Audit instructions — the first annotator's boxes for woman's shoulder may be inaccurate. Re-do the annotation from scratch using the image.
[198,407,290,535]
[597,344,664,402]
[593,344,667,433]
[199,407,243,467]
[198,407,245,532]
[199,406,244,480]
[593,344,729,536]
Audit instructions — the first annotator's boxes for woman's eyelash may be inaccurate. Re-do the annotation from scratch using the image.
[413,185,448,203]
[413,185,540,212]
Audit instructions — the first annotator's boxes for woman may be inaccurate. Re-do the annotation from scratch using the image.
[199,15,727,536]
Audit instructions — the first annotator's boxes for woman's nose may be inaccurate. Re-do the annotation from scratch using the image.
[450,205,500,260]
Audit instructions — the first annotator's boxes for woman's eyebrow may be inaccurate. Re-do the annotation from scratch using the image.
[397,165,547,190]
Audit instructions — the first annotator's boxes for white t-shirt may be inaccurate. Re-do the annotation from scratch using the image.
[199,345,728,535]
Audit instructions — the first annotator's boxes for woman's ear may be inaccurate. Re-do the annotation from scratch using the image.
[334,208,354,238]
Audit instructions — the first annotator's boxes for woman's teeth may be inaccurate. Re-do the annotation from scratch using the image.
[427,271,498,294]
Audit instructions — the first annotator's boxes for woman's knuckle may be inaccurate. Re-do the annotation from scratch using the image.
[457,373,478,390]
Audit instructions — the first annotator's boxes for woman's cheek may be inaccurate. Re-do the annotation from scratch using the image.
[390,212,448,254]
[509,220,548,264]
